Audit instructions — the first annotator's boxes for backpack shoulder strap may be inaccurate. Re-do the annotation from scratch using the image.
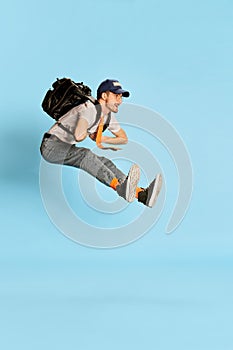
[56,100,101,136]
[88,102,102,130]
[56,121,74,135]
[103,112,111,132]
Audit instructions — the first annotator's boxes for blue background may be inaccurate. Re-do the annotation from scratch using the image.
[0,0,232,349]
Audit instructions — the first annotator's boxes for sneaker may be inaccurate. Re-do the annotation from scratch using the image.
[116,164,140,202]
[138,173,162,207]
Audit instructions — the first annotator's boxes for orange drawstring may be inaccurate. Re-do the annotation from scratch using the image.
[95,115,104,148]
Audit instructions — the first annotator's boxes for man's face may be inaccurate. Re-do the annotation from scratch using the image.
[105,91,123,113]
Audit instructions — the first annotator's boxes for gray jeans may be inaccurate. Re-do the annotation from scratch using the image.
[40,134,126,186]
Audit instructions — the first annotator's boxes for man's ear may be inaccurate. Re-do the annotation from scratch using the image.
[102,92,108,101]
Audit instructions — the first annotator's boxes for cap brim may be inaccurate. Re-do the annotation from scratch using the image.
[111,88,130,97]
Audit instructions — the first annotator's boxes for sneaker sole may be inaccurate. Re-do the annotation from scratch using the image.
[126,164,140,202]
[147,173,163,208]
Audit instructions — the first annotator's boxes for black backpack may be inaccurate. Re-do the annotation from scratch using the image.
[41,77,96,120]
[41,77,111,136]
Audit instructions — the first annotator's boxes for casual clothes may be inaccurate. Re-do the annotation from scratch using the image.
[40,102,126,186]
[47,101,120,144]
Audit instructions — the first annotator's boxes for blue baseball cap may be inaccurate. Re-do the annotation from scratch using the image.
[97,79,130,98]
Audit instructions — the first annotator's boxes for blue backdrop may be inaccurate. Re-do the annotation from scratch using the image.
[0,0,232,349]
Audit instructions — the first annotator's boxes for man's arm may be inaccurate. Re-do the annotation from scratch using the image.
[101,128,128,145]
[74,118,88,142]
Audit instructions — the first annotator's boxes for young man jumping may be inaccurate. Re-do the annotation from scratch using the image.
[40,79,162,207]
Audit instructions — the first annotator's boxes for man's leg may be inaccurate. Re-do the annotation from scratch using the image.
[40,135,140,202]
[96,156,126,183]
[40,135,116,186]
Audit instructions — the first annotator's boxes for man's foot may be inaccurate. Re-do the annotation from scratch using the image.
[138,174,162,208]
[116,164,140,202]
